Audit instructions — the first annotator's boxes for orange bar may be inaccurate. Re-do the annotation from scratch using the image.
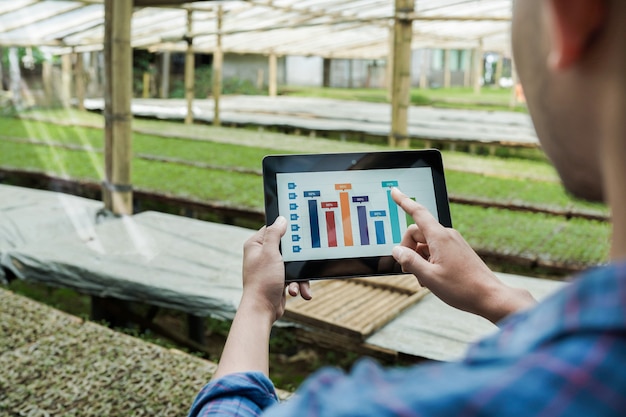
[339,191,354,246]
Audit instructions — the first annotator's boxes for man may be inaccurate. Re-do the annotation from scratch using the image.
[189,0,626,415]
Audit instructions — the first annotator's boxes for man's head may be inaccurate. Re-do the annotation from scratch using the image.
[512,0,625,202]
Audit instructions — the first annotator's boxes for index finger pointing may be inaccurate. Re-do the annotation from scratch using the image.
[391,187,443,238]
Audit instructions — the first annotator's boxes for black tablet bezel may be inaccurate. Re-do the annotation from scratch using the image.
[263,150,452,282]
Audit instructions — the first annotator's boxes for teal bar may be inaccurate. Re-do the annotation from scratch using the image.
[386,188,401,243]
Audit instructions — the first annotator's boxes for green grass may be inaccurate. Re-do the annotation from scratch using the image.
[0,113,611,268]
[446,170,608,214]
[453,204,610,266]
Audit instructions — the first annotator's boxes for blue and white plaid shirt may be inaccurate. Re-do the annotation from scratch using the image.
[189,262,626,416]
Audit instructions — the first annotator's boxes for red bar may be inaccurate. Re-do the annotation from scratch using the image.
[325,211,337,247]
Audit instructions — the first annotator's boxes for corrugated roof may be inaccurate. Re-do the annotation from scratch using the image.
[0,0,512,58]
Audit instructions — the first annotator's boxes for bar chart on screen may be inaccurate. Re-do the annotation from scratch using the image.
[276,167,438,262]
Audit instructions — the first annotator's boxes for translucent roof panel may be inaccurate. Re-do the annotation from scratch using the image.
[0,0,513,57]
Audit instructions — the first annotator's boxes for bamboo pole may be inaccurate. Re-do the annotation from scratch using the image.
[473,38,483,95]
[103,0,133,215]
[42,60,53,106]
[212,5,223,126]
[494,53,504,87]
[160,51,171,98]
[75,52,86,111]
[184,9,195,124]
[389,0,414,148]
[386,25,393,100]
[8,47,22,110]
[61,53,72,108]
[0,47,4,91]
[419,49,428,89]
[268,52,277,97]
[443,48,451,89]
[510,56,519,109]
[463,49,471,87]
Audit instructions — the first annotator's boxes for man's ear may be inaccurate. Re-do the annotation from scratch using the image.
[547,0,607,70]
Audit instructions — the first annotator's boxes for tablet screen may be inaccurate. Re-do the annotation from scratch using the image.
[263,150,451,281]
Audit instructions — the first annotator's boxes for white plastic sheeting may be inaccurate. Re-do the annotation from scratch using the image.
[0,0,513,58]
[0,184,252,319]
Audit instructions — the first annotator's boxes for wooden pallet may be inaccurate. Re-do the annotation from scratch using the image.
[285,274,429,341]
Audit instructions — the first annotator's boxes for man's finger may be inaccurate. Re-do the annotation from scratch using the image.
[264,216,287,245]
[392,245,430,277]
[391,188,443,238]
[400,224,427,249]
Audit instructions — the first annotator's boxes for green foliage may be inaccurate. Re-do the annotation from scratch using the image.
[7,280,90,318]
[410,92,432,106]
[222,76,264,95]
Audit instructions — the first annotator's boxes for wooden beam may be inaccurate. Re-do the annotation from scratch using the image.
[212,5,223,126]
[389,0,414,148]
[184,9,195,125]
[103,0,133,216]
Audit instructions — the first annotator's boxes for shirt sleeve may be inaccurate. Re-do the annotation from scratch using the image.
[187,372,279,417]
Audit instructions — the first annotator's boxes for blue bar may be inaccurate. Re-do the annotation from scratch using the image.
[375,220,386,244]
[370,210,387,218]
[357,206,369,246]
[308,199,321,248]
[386,189,401,243]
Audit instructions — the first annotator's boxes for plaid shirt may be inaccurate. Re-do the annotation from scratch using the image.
[189,262,626,416]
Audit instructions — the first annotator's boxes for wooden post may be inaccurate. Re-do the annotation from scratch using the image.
[103,0,133,216]
[463,49,471,87]
[323,58,331,87]
[510,56,519,108]
[389,0,414,148]
[494,53,504,88]
[8,47,22,110]
[184,9,195,124]
[212,5,223,126]
[419,49,428,89]
[42,60,53,106]
[0,47,4,91]
[160,51,171,98]
[75,52,86,111]
[473,39,483,95]
[256,68,264,90]
[142,72,150,98]
[61,53,72,108]
[443,48,451,89]
[268,52,277,97]
[386,25,393,100]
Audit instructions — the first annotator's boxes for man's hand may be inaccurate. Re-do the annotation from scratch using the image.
[212,216,311,381]
[241,216,312,323]
[391,188,535,324]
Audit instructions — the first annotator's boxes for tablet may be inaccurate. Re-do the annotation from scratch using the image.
[263,150,452,282]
